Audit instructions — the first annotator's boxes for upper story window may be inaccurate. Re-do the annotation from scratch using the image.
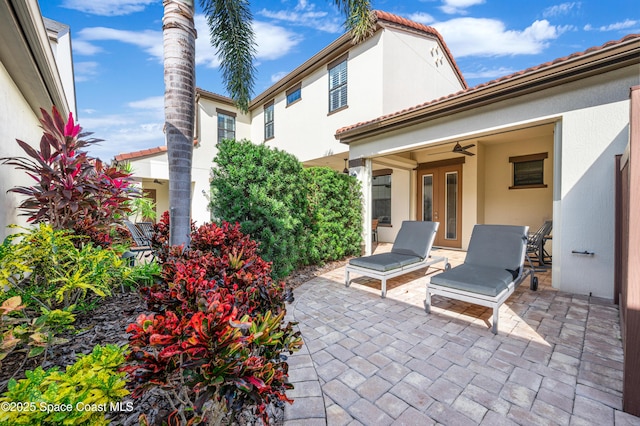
[216,109,236,143]
[328,54,348,113]
[509,152,548,189]
[286,83,301,106]
[264,101,274,140]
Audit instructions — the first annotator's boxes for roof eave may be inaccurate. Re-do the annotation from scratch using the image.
[338,35,640,144]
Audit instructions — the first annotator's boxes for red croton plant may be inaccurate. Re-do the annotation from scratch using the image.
[123,212,302,425]
[0,106,137,247]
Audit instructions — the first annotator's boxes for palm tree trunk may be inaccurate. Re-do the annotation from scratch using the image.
[163,0,196,247]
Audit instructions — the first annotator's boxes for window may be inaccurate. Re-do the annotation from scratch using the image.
[372,170,392,225]
[328,54,348,113]
[216,109,235,143]
[509,153,548,189]
[264,101,274,140]
[286,83,301,106]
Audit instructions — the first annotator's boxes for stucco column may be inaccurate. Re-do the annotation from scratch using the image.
[353,158,373,255]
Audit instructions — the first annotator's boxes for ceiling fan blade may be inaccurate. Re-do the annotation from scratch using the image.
[460,143,475,150]
[460,150,475,156]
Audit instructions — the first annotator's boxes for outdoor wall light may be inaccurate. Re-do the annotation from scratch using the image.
[343,158,349,174]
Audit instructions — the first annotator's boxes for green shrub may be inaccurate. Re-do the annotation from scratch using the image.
[0,296,72,370]
[210,140,363,277]
[0,224,126,311]
[0,344,129,426]
[210,139,309,279]
[125,218,302,425]
[304,167,362,263]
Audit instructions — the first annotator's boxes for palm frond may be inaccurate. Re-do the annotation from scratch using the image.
[333,0,375,44]
[200,0,256,113]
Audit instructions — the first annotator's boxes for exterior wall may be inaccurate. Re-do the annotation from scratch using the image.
[45,19,76,116]
[0,2,74,239]
[482,138,553,229]
[246,27,465,164]
[382,30,462,113]
[250,32,385,163]
[348,65,638,299]
[0,61,45,237]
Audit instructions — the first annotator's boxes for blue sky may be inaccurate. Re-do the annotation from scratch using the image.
[38,0,638,161]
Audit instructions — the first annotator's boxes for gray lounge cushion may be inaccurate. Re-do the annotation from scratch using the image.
[464,225,527,272]
[430,264,514,297]
[349,252,422,272]
[391,221,439,258]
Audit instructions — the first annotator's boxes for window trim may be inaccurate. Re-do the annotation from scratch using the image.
[286,83,302,107]
[509,152,548,189]
[328,54,348,114]
[216,108,236,143]
[264,100,274,141]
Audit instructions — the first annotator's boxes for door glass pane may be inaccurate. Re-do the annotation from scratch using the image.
[445,172,458,239]
[422,175,433,221]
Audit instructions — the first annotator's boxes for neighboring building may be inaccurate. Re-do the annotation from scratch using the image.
[337,34,640,300]
[120,11,466,225]
[0,0,76,239]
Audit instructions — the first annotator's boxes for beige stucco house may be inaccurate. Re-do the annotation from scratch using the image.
[0,0,76,239]
[338,34,640,301]
[117,11,467,226]
[117,11,639,301]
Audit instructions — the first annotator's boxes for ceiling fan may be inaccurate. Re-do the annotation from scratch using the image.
[452,142,475,156]
[428,142,476,156]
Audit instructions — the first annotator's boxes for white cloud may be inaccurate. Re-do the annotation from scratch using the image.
[77,107,165,160]
[433,18,565,57]
[194,14,221,68]
[463,66,517,80]
[128,96,164,112]
[270,71,289,83]
[61,0,155,16]
[74,61,100,82]
[253,21,303,61]
[543,2,581,18]
[77,27,163,61]
[72,40,103,56]
[408,12,435,25]
[584,19,638,32]
[257,0,343,33]
[440,0,485,15]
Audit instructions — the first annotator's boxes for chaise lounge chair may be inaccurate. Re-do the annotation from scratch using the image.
[345,221,450,298]
[425,224,537,334]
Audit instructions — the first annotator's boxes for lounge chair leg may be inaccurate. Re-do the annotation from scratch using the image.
[345,269,350,287]
[492,307,499,334]
[381,278,387,298]
[424,286,431,313]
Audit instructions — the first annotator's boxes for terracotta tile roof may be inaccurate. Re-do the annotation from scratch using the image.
[374,11,467,89]
[336,33,640,137]
[114,145,167,162]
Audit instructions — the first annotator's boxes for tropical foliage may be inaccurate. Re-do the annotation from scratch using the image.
[124,215,301,424]
[210,139,362,279]
[0,344,129,426]
[210,139,310,279]
[163,0,374,246]
[0,106,138,248]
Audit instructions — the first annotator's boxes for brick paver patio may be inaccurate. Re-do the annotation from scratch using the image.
[283,246,640,425]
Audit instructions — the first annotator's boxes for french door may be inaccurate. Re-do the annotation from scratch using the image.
[417,162,463,248]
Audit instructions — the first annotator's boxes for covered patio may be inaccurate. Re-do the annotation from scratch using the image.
[282,246,637,425]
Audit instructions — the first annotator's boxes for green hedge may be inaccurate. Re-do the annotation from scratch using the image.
[304,167,362,264]
[210,139,362,279]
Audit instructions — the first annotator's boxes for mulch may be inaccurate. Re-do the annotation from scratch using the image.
[0,258,348,425]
